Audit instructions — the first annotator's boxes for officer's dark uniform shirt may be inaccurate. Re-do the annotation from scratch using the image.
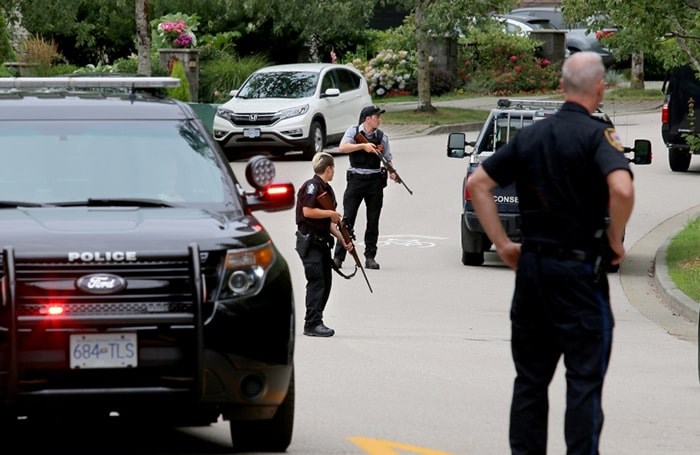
[481,102,633,249]
[296,174,336,236]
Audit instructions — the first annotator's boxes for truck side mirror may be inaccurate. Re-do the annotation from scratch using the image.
[447,133,465,158]
[632,139,652,165]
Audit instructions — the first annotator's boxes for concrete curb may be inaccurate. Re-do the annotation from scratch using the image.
[653,209,700,325]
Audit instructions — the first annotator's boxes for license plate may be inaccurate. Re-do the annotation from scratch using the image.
[243,128,261,138]
[69,333,137,369]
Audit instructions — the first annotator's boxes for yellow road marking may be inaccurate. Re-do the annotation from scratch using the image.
[348,436,455,455]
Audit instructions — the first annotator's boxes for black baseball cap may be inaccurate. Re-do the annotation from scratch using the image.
[359,105,386,123]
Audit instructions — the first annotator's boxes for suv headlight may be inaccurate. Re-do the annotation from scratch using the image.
[216,107,235,122]
[217,242,275,301]
[277,104,309,120]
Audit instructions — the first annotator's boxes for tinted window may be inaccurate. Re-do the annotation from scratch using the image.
[237,71,319,99]
[334,69,360,93]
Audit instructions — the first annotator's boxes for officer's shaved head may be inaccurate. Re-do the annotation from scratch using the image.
[561,52,605,96]
[561,52,606,113]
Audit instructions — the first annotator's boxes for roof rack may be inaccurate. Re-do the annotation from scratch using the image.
[0,76,180,90]
[496,98,605,110]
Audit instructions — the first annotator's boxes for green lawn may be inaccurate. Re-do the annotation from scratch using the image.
[667,216,700,302]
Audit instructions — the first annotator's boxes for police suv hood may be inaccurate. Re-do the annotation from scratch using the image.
[0,207,266,254]
[224,96,311,114]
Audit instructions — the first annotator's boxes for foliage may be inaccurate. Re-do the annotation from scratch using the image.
[0,12,15,62]
[351,49,417,97]
[563,0,700,73]
[458,26,560,95]
[19,34,63,76]
[167,59,191,102]
[199,53,269,104]
[430,68,458,96]
[152,13,199,49]
[0,0,136,67]
[667,216,700,302]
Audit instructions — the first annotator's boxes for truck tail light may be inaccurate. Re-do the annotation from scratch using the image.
[661,100,669,125]
[464,175,471,202]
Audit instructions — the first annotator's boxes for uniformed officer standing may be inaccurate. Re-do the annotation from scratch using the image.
[332,105,397,270]
[467,51,635,454]
[296,152,352,337]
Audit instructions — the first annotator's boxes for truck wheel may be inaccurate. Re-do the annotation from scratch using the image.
[302,121,324,160]
[230,369,295,452]
[669,147,691,172]
[462,250,485,266]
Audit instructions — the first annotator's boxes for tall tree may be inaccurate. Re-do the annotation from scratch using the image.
[390,0,515,112]
[135,0,151,75]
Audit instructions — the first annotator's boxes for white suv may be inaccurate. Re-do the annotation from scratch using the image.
[213,63,372,160]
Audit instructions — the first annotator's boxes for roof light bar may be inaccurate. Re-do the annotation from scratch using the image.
[0,77,180,89]
[497,98,604,110]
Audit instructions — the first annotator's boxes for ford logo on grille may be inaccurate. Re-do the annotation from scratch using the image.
[76,273,127,294]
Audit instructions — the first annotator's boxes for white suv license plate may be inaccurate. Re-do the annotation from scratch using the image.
[69,333,137,369]
[243,127,261,138]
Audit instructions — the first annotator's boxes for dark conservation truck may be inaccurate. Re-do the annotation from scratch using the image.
[0,76,296,452]
[446,99,652,266]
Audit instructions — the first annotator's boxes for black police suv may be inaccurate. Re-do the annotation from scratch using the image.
[661,64,700,172]
[446,98,652,266]
[0,77,296,452]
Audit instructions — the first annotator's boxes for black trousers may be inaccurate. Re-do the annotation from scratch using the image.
[300,244,333,329]
[333,171,384,262]
[509,251,612,455]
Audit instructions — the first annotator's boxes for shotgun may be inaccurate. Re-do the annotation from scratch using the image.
[316,191,373,293]
[353,131,413,195]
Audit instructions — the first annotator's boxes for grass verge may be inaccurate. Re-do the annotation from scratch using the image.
[377,87,663,126]
[381,106,489,126]
[667,216,700,302]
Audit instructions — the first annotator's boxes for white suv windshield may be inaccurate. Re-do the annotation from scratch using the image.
[0,120,239,207]
[237,71,319,99]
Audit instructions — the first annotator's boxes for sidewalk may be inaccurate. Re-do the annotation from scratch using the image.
[380,89,699,329]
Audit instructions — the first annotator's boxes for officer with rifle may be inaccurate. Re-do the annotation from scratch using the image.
[295,152,354,337]
[333,105,407,271]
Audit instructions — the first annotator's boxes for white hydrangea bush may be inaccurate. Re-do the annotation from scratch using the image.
[351,49,417,97]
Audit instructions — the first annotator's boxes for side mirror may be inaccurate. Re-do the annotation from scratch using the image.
[447,133,466,158]
[631,139,652,165]
[321,88,340,98]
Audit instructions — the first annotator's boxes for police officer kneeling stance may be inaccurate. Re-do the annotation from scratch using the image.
[467,51,635,454]
[296,152,353,337]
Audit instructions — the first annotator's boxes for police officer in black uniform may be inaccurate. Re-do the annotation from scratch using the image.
[296,152,352,337]
[332,105,397,270]
[467,51,636,454]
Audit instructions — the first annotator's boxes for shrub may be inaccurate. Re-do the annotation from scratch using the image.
[19,35,63,76]
[458,26,561,95]
[198,53,269,103]
[430,68,458,96]
[351,49,417,97]
[167,60,191,102]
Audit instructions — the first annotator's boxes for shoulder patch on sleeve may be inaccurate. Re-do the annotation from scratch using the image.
[604,128,625,152]
[306,182,316,195]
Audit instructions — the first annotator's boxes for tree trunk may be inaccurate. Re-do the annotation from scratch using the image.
[415,1,436,113]
[135,0,151,76]
[629,52,644,89]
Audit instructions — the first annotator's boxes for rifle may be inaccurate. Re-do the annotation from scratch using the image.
[353,131,413,195]
[316,191,373,293]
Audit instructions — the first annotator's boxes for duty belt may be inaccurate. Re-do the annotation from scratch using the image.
[521,243,588,262]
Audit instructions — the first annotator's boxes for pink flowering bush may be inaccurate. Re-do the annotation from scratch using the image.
[152,14,198,49]
[458,27,560,95]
